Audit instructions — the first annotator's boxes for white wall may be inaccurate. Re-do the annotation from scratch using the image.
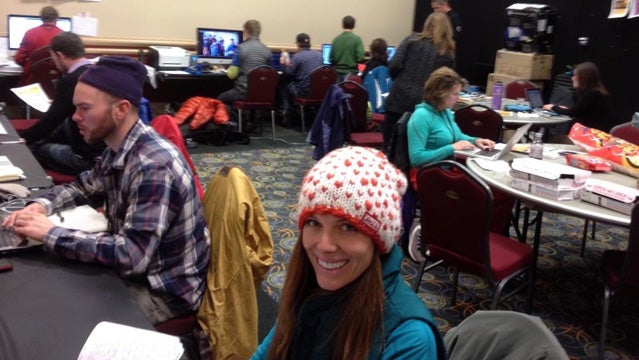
[1,0,415,48]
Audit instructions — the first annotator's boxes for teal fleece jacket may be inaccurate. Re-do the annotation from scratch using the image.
[407,102,477,168]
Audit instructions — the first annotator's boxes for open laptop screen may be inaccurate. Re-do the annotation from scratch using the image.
[525,88,544,109]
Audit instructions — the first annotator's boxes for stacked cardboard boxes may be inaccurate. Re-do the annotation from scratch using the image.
[509,158,591,200]
[486,49,554,96]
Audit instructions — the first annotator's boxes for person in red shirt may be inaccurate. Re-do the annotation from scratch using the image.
[14,6,63,85]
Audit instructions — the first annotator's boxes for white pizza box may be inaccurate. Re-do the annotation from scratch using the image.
[584,178,639,204]
[581,190,635,215]
[511,177,582,201]
[511,158,592,184]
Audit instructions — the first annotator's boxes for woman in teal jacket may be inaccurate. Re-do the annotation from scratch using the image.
[407,66,495,173]
[406,67,514,237]
[251,146,446,360]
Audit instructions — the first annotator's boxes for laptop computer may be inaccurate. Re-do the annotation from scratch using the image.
[321,44,332,65]
[525,88,544,109]
[455,122,532,161]
[0,227,42,254]
[526,88,559,116]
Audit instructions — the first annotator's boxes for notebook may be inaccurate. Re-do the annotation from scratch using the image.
[455,122,532,161]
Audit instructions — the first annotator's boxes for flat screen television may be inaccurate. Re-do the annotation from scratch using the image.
[196,27,243,65]
[7,14,73,50]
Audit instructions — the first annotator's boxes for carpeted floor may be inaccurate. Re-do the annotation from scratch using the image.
[192,145,639,360]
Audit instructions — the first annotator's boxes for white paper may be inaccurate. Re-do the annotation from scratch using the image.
[72,15,99,37]
[10,83,51,113]
[0,156,24,182]
[77,321,184,360]
[49,205,109,232]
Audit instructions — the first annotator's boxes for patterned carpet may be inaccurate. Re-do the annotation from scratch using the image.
[192,146,639,360]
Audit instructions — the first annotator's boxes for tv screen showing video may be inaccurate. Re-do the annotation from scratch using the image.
[197,28,243,59]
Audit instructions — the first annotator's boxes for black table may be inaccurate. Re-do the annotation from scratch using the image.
[0,114,53,191]
[0,251,153,360]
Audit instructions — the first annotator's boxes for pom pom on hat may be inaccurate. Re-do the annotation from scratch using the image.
[298,146,407,254]
[79,56,147,107]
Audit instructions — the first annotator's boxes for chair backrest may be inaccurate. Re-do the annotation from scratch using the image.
[245,65,279,104]
[197,165,274,359]
[306,66,338,100]
[504,79,538,100]
[549,73,575,107]
[417,160,493,275]
[454,104,504,142]
[610,122,639,145]
[620,203,639,286]
[30,47,61,99]
[338,80,369,133]
[444,310,569,360]
[387,111,412,175]
[363,66,392,113]
[150,114,204,200]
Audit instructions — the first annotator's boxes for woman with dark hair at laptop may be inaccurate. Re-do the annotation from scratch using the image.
[404,67,514,262]
[543,62,612,130]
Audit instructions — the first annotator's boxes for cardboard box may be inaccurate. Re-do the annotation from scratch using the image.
[494,49,554,80]
[511,158,592,184]
[511,178,582,200]
[581,190,635,215]
[486,73,545,96]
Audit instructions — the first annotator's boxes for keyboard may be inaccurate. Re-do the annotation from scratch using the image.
[475,148,500,157]
[0,228,24,248]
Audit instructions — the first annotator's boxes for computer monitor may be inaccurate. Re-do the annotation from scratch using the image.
[387,46,396,61]
[196,27,243,66]
[321,44,332,65]
[323,44,395,65]
[7,14,72,50]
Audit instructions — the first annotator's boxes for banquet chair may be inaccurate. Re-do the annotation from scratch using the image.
[504,79,538,100]
[413,160,534,311]
[292,66,337,133]
[444,310,569,360]
[233,65,279,139]
[599,202,639,358]
[581,122,639,256]
[338,80,383,148]
[454,104,504,142]
[197,165,274,359]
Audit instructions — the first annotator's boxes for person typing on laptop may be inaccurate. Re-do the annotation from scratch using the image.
[2,56,211,326]
[405,67,514,239]
[407,66,494,186]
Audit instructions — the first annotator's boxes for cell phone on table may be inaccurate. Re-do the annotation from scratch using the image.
[0,258,13,272]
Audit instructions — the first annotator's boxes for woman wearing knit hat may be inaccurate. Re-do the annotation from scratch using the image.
[252,146,446,360]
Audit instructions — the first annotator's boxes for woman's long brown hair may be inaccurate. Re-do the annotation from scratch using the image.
[268,238,385,360]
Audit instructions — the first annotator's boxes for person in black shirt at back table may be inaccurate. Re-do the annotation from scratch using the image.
[21,31,105,175]
[543,61,613,131]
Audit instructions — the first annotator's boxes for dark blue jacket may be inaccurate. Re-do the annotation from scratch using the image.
[306,84,351,160]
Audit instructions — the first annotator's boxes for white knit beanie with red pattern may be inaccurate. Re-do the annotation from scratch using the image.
[298,146,407,254]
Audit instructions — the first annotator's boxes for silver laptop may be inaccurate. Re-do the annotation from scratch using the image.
[0,227,42,254]
[455,122,532,161]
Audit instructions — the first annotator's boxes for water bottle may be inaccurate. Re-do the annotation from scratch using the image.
[492,81,503,110]
[632,112,639,128]
[529,132,544,160]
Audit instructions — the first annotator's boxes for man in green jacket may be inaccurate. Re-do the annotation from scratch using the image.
[330,15,365,79]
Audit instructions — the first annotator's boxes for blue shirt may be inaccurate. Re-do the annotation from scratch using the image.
[36,120,211,312]
[283,48,324,96]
